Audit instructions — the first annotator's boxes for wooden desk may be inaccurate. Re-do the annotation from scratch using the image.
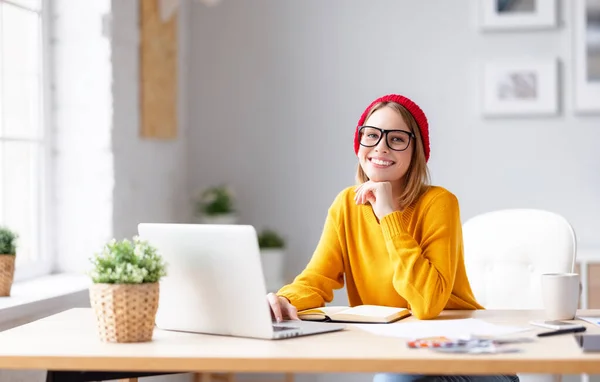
[1,308,600,376]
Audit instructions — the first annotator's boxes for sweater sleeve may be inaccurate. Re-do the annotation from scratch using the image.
[379,192,462,320]
[276,211,345,312]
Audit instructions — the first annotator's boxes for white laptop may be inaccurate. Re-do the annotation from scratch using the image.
[137,223,345,340]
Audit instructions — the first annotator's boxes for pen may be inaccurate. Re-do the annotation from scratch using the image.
[537,326,587,337]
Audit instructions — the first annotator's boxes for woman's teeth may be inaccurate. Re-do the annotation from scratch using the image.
[371,158,394,166]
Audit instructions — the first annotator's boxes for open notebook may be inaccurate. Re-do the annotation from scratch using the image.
[298,305,411,324]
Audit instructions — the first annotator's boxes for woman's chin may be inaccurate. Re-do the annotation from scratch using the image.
[366,173,390,183]
[365,170,405,183]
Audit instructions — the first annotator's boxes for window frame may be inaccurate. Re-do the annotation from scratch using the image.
[1,0,54,282]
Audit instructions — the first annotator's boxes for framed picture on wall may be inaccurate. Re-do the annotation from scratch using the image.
[573,0,600,114]
[479,0,558,31]
[482,59,559,117]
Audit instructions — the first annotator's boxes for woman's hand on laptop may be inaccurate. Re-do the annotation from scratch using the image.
[267,293,299,322]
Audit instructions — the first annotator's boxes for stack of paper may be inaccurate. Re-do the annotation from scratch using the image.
[578,317,600,326]
[353,318,530,339]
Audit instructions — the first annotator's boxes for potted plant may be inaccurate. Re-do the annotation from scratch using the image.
[0,226,17,297]
[258,229,285,292]
[88,236,167,343]
[194,185,238,224]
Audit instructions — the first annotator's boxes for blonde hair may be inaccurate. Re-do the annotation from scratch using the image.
[355,101,431,209]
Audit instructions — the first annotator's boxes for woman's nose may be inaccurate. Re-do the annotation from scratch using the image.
[375,134,389,152]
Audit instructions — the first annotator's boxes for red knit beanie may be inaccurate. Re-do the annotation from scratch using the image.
[354,94,430,162]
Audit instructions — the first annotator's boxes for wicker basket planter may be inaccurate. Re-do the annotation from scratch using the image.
[89,282,160,343]
[0,254,15,297]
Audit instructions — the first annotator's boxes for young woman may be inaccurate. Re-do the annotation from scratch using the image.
[266,94,518,382]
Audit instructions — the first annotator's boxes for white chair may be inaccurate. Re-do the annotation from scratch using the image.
[463,209,577,382]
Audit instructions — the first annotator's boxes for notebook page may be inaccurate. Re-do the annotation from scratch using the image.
[342,305,405,317]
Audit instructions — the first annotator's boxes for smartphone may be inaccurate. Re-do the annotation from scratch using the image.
[530,320,585,330]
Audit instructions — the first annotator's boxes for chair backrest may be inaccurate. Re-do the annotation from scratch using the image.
[463,209,576,309]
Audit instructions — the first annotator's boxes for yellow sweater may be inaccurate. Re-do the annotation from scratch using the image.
[277,185,484,320]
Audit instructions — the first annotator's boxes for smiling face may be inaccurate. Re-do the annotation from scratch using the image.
[357,106,414,185]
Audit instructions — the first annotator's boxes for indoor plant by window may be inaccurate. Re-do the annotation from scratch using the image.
[258,229,285,293]
[195,185,238,224]
[0,226,17,297]
[88,236,167,343]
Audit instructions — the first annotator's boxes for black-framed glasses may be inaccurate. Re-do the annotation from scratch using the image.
[358,126,415,152]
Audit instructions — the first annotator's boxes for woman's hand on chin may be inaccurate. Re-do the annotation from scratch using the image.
[354,180,398,221]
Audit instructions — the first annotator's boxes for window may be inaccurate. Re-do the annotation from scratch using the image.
[0,0,51,280]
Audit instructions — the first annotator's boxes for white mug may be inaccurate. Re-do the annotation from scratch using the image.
[541,273,580,320]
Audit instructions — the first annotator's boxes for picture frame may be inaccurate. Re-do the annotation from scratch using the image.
[482,59,559,117]
[573,0,600,114]
[479,0,558,31]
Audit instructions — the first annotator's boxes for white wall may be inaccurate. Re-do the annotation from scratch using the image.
[111,0,192,241]
[187,0,600,285]
[53,0,113,274]
[53,0,191,267]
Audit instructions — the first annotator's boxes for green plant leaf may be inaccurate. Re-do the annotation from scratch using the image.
[258,229,285,249]
[0,227,18,255]
[195,185,235,216]
[89,236,167,284]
